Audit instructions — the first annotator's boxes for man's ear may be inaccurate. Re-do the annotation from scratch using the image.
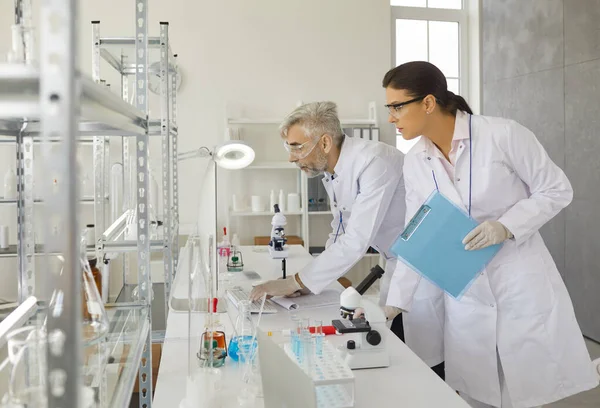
[322,134,334,154]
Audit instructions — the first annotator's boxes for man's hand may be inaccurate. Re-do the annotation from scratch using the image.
[284,287,312,298]
[463,221,513,251]
[249,275,301,301]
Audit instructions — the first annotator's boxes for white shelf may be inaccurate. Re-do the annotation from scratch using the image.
[247,161,297,170]
[227,118,377,126]
[0,196,101,204]
[0,63,147,136]
[308,211,331,215]
[230,210,304,216]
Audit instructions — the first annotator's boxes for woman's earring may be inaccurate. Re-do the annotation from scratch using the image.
[426,111,431,115]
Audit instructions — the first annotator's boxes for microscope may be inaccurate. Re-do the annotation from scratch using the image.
[332,265,390,370]
[268,204,288,259]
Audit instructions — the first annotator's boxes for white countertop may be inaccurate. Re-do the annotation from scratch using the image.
[153,245,468,408]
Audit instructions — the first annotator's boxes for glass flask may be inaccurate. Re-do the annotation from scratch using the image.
[3,326,98,408]
[230,300,256,363]
[197,302,228,368]
[5,326,47,407]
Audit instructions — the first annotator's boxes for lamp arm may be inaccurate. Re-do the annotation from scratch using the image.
[177,147,212,162]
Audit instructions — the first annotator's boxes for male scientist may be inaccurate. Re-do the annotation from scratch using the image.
[248,101,448,376]
[250,101,404,302]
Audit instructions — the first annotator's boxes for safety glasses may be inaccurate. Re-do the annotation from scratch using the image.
[385,96,425,118]
[283,134,324,160]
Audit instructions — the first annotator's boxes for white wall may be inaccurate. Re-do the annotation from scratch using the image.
[0,0,393,295]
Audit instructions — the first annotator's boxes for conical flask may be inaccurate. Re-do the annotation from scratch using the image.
[232,300,256,363]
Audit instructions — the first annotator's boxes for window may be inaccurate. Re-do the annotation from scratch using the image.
[391,0,480,153]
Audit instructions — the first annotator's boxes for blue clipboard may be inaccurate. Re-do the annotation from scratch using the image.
[390,191,502,299]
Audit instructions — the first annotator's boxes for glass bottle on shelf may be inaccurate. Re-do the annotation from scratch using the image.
[81,254,109,345]
[46,230,109,346]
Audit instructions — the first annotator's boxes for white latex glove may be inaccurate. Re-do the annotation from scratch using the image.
[384,306,403,321]
[249,275,302,301]
[463,221,513,251]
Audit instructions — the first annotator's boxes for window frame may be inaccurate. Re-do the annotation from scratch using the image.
[390,0,481,153]
[390,0,481,114]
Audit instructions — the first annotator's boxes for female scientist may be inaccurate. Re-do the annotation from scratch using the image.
[383,61,598,408]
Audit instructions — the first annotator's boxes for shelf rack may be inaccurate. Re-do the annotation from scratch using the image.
[0,0,179,406]
[89,10,180,408]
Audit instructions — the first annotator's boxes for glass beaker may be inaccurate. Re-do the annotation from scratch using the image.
[6,326,47,407]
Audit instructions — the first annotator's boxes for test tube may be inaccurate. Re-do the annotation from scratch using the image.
[295,320,304,363]
[314,320,324,358]
[289,316,298,358]
[302,325,314,373]
[302,318,310,335]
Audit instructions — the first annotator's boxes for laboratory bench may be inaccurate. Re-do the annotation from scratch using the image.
[152,245,469,408]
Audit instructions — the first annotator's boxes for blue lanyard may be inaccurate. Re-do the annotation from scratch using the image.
[431,114,473,217]
[331,174,346,243]
[334,211,345,243]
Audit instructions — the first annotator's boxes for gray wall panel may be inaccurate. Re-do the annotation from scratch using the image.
[483,0,600,341]
[482,0,563,83]
[565,198,600,341]
[565,59,600,200]
[564,0,600,65]
[482,68,565,168]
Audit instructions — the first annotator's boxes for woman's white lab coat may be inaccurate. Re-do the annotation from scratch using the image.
[387,112,598,408]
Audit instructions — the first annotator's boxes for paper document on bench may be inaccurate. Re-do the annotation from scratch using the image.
[271,289,341,310]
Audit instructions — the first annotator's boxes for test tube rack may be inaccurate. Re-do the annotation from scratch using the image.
[283,339,355,408]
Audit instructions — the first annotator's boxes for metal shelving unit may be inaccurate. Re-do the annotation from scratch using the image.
[91,18,179,327]
[89,7,180,408]
[0,0,179,406]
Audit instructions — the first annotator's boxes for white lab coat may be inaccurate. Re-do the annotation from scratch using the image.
[298,135,405,305]
[387,112,598,408]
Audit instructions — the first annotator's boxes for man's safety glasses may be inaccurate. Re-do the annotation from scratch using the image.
[283,135,324,160]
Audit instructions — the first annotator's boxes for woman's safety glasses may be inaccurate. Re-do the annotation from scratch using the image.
[385,96,425,118]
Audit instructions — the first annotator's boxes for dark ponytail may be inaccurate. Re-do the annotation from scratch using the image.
[445,90,473,115]
[382,61,473,115]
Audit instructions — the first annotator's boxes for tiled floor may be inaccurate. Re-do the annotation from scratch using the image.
[546,338,600,408]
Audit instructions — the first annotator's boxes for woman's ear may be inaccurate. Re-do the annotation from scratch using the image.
[423,94,437,113]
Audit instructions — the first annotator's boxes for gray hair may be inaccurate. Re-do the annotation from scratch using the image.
[279,101,344,147]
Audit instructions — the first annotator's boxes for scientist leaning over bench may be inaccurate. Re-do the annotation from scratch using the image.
[250,101,405,308]
[249,101,445,379]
